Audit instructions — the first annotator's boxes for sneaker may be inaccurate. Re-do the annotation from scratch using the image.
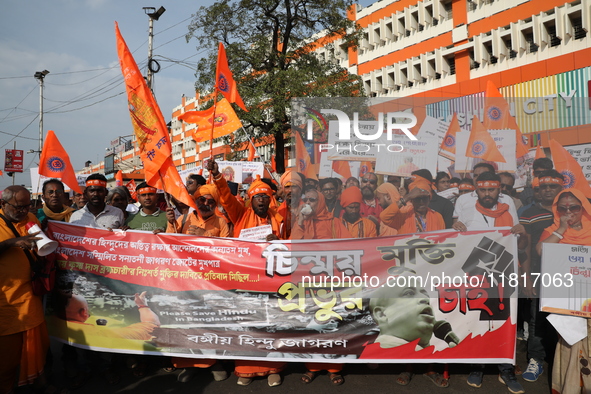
[522,358,543,382]
[467,371,483,388]
[498,369,525,394]
[177,368,196,383]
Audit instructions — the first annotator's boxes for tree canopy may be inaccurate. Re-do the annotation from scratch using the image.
[186,0,365,173]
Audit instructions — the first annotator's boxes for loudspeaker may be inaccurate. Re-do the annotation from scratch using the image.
[25,222,58,256]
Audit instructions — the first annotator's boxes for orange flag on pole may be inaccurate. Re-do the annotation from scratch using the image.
[535,142,545,160]
[483,80,529,158]
[270,155,277,173]
[180,98,243,143]
[125,179,137,201]
[466,116,506,163]
[332,161,352,179]
[440,113,460,158]
[549,139,591,199]
[247,142,258,161]
[295,131,317,180]
[39,130,82,194]
[115,170,123,187]
[216,43,247,111]
[115,22,196,210]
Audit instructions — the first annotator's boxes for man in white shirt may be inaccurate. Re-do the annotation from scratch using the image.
[70,174,124,229]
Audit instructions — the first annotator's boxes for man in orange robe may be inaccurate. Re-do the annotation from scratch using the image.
[380,175,445,234]
[339,186,377,238]
[375,182,400,237]
[291,188,351,240]
[277,170,302,239]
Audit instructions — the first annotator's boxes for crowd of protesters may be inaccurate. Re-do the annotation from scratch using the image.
[1,155,590,393]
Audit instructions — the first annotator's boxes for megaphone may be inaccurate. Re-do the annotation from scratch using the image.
[25,222,58,256]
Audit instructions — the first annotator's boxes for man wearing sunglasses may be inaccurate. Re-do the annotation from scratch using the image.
[123,182,168,234]
[518,170,564,383]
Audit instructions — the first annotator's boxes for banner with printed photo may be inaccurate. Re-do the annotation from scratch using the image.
[46,222,517,364]
[241,162,264,183]
[540,243,589,318]
[30,167,90,195]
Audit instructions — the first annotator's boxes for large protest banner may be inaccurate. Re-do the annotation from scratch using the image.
[46,222,517,364]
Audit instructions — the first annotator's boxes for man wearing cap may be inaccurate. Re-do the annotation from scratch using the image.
[451,171,526,393]
[278,170,302,239]
[359,172,383,224]
[411,169,454,229]
[123,182,168,233]
[374,182,400,236]
[70,174,124,229]
[518,170,564,383]
[165,184,229,237]
[379,175,445,234]
[208,160,283,241]
[339,186,377,238]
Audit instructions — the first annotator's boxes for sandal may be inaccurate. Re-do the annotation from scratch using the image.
[329,373,344,386]
[267,373,282,387]
[424,372,449,388]
[301,370,317,384]
[396,371,412,386]
[237,377,252,386]
[211,363,228,382]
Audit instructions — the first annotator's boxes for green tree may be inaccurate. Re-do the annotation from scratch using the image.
[187,0,364,173]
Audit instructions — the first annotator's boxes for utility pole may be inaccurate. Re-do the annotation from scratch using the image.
[34,70,49,159]
[143,6,165,91]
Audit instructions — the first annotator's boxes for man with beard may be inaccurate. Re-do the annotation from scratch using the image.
[70,174,124,229]
[411,169,454,228]
[185,173,206,196]
[359,172,383,224]
[165,184,229,237]
[123,182,168,233]
[339,186,376,238]
[208,159,285,386]
[452,171,526,393]
[518,170,564,383]
[36,178,75,225]
[278,170,302,239]
[209,159,283,241]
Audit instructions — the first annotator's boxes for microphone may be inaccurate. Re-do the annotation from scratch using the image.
[433,320,461,347]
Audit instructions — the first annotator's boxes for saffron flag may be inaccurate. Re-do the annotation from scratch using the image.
[216,42,247,111]
[115,170,123,187]
[125,179,137,201]
[247,142,258,161]
[359,161,373,178]
[0,170,3,176]
[535,142,545,160]
[466,116,506,163]
[115,22,196,210]
[332,161,352,179]
[295,131,317,180]
[483,80,529,158]
[39,130,82,194]
[440,113,460,158]
[270,155,276,173]
[549,139,591,198]
[181,98,243,143]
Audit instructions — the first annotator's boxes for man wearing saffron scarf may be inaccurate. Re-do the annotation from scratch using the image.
[339,186,377,238]
[375,182,400,237]
[36,179,75,225]
[291,188,351,240]
[380,175,445,234]
[278,170,302,239]
[452,171,525,393]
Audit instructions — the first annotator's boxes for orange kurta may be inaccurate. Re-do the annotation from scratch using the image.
[380,203,445,234]
[342,217,377,238]
[166,211,230,237]
[213,174,283,239]
[291,193,352,240]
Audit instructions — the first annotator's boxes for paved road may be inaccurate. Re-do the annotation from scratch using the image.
[38,337,551,393]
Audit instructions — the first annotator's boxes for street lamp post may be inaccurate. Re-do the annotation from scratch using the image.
[143,6,165,91]
[34,70,49,160]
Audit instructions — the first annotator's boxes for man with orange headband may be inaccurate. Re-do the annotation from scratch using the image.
[70,174,124,229]
[340,186,377,238]
[411,169,454,229]
[452,171,526,393]
[278,170,302,239]
[380,175,445,234]
[124,182,167,233]
[518,170,564,383]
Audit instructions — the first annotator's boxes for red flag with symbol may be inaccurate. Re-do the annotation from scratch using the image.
[39,130,82,194]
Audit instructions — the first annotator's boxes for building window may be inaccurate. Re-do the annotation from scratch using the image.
[570,15,586,39]
[544,22,561,47]
[523,30,539,53]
